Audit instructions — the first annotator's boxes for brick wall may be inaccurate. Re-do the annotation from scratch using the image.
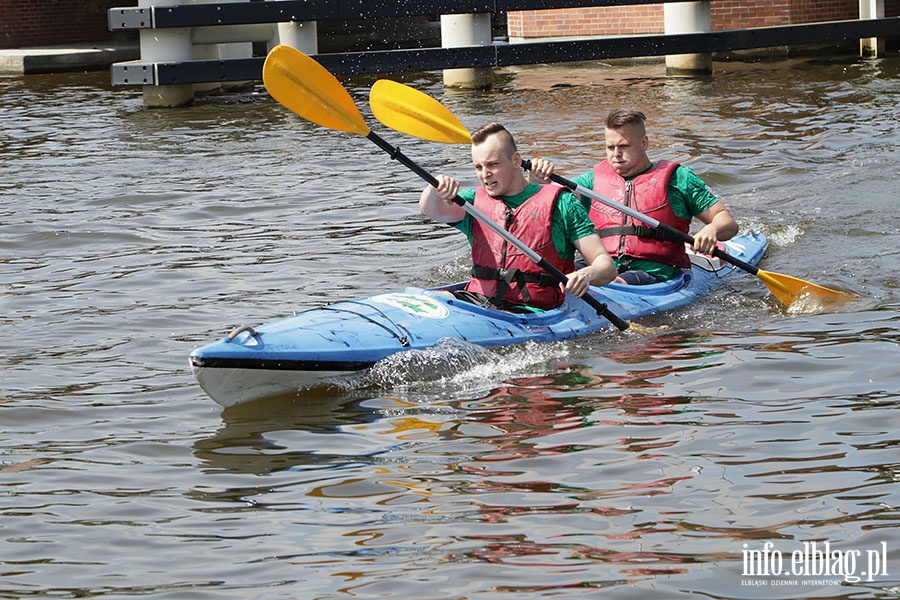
[0,0,126,49]
[508,0,896,39]
[507,5,664,38]
[712,1,793,30]
[788,0,858,24]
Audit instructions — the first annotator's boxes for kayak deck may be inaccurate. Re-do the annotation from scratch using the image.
[190,233,768,407]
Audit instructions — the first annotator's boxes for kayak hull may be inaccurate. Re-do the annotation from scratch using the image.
[191,233,768,407]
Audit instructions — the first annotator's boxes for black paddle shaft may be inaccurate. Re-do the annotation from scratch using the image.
[520,159,761,277]
[367,131,629,331]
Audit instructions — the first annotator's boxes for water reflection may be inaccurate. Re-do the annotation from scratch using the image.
[194,390,379,475]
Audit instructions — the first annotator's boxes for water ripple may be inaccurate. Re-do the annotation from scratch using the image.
[1,57,899,598]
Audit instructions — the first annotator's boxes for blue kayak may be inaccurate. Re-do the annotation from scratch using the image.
[190,233,768,407]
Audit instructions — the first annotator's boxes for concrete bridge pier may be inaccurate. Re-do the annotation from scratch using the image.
[141,0,315,106]
[664,1,712,76]
[275,21,318,54]
[441,13,493,89]
[860,0,886,57]
[140,0,193,107]
[191,0,253,93]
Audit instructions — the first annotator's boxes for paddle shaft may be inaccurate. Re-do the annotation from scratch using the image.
[521,160,762,277]
[367,132,629,330]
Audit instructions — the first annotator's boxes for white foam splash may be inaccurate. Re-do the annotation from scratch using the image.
[767,223,803,247]
[365,338,571,391]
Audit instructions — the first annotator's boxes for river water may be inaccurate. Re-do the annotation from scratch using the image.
[1,54,899,598]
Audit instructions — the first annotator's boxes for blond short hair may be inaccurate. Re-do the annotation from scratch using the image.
[470,122,518,156]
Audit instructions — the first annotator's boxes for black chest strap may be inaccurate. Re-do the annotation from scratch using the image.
[597,224,673,241]
[470,265,558,304]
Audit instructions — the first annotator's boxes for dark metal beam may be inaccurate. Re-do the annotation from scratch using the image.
[110,17,900,86]
[497,18,900,65]
[109,0,702,30]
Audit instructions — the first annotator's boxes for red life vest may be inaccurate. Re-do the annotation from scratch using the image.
[465,185,574,310]
[590,160,691,269]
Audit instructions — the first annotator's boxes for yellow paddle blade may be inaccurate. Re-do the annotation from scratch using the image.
[369,79,471,144]
[757,268,857,310]
[262,45,369,136]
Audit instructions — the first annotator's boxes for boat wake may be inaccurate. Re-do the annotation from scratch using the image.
[366,337,570,391]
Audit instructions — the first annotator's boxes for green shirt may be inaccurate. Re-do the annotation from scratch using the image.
[571,163,720,281]
[451,183,598,261]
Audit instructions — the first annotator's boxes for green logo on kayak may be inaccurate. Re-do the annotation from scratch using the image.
[371,293,450,319]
